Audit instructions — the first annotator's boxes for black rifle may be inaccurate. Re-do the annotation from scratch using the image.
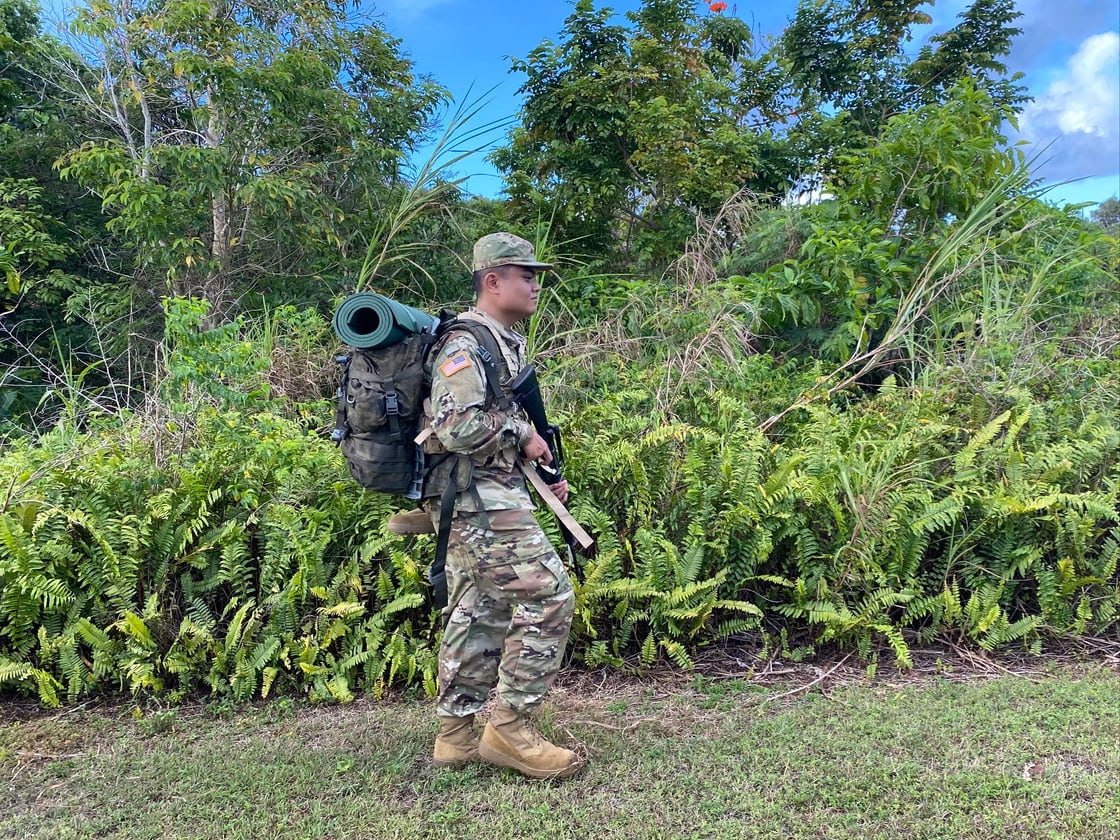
[510,365,582,577]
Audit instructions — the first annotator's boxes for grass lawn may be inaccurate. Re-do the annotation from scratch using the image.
[2,653,1118,840]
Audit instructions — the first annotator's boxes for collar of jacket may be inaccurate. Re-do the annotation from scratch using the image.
[461,307,527,372]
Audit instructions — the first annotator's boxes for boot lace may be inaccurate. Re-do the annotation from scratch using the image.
[520,717,544,747]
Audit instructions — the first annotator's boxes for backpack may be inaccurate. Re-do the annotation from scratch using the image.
[331,315,506,500]
[333,314,518,610]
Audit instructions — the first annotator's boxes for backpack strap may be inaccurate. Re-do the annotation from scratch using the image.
[426,318,514,613]
[434,319,512,413]
[331,353,352,442]
[430,457,458,613]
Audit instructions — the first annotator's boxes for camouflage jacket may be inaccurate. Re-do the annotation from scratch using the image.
[424,308,534,512]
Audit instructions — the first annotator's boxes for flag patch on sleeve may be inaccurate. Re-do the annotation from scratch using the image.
[440,353,472,377]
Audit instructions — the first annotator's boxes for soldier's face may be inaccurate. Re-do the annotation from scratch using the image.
[489,265,542,323]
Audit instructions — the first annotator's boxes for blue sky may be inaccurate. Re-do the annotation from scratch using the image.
[369,0,1120,211]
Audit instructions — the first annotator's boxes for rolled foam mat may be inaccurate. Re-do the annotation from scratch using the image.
[332,293,439,349]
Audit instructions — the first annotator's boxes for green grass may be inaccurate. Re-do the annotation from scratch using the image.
[2,662,1118,840]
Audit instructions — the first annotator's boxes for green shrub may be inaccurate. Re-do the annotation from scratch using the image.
[0,406,436,706]
[563,378,1119,670]
[4,168,1119,705]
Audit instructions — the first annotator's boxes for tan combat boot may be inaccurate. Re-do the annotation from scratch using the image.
[478,704,582,780]
[387,508,435,536]
[433,715,479,767]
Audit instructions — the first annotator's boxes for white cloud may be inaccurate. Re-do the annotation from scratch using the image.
[1007,0,1119,74]
[1017,32,1120,180]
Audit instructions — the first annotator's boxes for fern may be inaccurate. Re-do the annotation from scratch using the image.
[2,305,1117,702]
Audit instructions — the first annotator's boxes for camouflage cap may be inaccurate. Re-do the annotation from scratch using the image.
[472,232,553,272]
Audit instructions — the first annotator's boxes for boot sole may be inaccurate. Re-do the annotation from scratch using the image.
[477,742,581,780]
[432,746,479,768]
[432,756,474,768]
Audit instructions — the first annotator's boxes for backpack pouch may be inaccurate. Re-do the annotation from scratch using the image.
[341,436,416,495]
[344,343,426,438]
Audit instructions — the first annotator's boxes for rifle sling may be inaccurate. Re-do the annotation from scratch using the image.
[518,461,595,551]
[431,458,488,616]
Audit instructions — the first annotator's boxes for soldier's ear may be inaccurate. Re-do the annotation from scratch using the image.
[482,268,504,294]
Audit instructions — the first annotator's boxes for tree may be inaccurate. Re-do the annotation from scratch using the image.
[1092,197,1120,231]
[52,0,445,320]
[494,0,762,265]
[908,0,1027,112]
[720,81,1028,364]
[781,0,934,136]
[498,0,1030,273]
[1,0,79,300]
[0,0,36,116]
[1,0,111,428]
[779,0,1026,183]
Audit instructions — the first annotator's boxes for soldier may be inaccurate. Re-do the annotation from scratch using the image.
[422,232,581,780]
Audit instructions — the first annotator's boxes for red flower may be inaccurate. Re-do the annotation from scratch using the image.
[709,1,728,12]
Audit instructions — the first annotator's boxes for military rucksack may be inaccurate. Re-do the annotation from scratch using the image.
[331,315,507,499]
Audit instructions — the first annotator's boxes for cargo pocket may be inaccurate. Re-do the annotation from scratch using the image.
[344,374,389,432]
[476,539,566,601]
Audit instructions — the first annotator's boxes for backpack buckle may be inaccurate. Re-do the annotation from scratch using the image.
[385,390,401,436]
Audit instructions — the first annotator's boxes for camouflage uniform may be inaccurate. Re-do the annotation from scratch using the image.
[425,273,573,718]
[427,309,536,513]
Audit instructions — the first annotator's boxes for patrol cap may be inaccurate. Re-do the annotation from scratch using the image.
[472,232,553,272]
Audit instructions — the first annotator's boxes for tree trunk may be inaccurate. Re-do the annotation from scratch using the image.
[204,101,232,323]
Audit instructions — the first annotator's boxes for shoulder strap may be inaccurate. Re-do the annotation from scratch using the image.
[427,319,508,614]
[435,319,512,412]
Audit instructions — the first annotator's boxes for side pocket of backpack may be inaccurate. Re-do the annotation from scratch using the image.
[340,436,415,493]
[343,352,389,433]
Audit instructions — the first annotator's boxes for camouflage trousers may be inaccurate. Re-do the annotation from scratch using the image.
[434,507,574,717]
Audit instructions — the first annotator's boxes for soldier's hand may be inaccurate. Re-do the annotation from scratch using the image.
[548,479,569,504]
[522,430,553,463]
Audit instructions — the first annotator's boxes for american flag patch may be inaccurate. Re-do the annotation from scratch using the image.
[440,353,472,377]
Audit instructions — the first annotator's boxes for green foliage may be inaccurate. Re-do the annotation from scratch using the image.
[0,302,437,705]
[923,201,1120,420]
[729,206,918,361]
[1,0,1117,707]
[908,0,1028,112]
[563,377,1118,670]
[3,247,1118,704]
[495,0,763,264]
[1,1,117,430]
[54,0,446,317]
[0,0,40,119]
[723,83,1028,364]
[566,399,769,666]
[0,403,438,706]
[497,0,1030,272]
[780,0,1025,177]
[834,81,1022,235]
[533,176,1119,665]
[161,297,271,409]
[0,178,75,296]
[1092,197,1120,231]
